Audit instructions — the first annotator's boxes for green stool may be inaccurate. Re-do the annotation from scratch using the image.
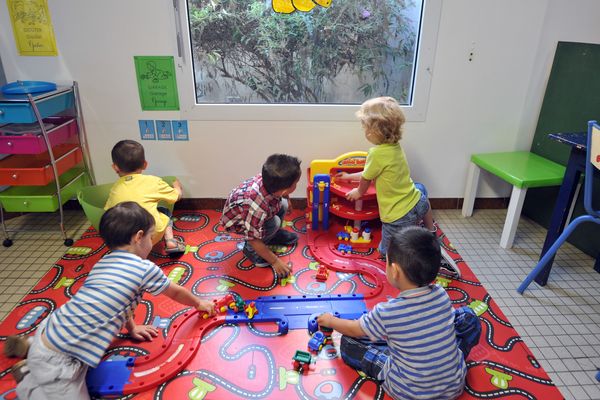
[462,152,566,248]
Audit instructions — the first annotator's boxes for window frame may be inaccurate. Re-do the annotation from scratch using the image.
[173,0,441,122]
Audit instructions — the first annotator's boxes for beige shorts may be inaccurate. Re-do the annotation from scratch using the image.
[16,319,90,400]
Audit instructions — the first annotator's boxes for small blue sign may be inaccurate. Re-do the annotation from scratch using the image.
[172,120,189,141]
[156,120,173,140]
[138,120,156,140]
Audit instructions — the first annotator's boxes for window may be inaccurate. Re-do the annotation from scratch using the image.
[174,0,441,120]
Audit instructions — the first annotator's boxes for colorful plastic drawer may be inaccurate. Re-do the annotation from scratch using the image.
[0,87,74,124]
[0,117,77,154]
[0,144,83,186]
[0,168,89,212]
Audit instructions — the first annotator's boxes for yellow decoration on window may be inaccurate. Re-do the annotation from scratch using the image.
[292,0,316,12]
[272,0,295,13]
[272,0,332,14]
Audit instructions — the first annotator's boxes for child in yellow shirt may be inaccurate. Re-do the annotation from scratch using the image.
[105,140,185,254]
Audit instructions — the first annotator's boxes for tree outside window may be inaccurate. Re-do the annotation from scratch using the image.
[187,0,423,104]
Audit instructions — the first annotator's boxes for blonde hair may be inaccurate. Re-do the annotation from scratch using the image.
[355,96,405,144]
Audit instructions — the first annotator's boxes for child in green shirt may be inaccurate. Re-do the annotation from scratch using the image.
[338,96,434,255]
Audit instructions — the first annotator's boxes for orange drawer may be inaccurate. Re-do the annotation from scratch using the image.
[0,144,83,186]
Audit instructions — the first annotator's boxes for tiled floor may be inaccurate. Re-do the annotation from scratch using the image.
[0,211,89,320]
[0,208,599,399]
[436,209,600,400]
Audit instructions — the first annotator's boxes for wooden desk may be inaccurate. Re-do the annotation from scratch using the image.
[535,132,600,285]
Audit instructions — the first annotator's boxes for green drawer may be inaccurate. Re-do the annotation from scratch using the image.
[0,168,89,212]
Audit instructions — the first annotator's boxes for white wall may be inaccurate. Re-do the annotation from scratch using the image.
[1,0,599,199]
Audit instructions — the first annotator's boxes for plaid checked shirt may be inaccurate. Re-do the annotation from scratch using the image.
[220,174,282,240]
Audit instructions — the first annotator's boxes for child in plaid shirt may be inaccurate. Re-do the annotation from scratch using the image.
[220,154,301,277]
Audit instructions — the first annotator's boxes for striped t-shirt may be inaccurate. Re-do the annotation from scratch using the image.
[360,284,467,400]
[45,250,170,367]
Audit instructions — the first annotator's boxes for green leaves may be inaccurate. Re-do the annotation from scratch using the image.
[189,0,417,103]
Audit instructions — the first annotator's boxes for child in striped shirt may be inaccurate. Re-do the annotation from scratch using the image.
[317,226,480,400]
[8,202,216,400]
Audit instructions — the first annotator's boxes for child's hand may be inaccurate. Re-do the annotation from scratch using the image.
[346,188,362,201]
[173,179,183,199]
[335,172,351,181]
[273,258,292,277]
[286,197,293,215]
[317,313,335,329]
[196,299,217,316]
[129,325,159,341]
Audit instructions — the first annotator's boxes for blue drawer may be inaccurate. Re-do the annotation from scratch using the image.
[0,88,74,124]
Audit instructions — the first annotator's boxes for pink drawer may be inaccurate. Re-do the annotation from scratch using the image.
[0,117,78,155]
[0,144,83,186]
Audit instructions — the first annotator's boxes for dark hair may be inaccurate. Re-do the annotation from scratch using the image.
[111,140,145,173]
[100,202,154,249]
[261,154,301,193]
[387,226,441,286]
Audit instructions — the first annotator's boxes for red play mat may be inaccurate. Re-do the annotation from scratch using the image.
[0,210,563,399]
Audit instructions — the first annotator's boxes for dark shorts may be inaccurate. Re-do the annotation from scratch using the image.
[157,206,173,227]
[379,183,430,254]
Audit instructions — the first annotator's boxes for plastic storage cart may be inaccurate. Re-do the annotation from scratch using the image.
[0,82,94,247]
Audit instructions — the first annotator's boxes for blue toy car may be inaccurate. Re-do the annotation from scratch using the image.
[337,231,350,241]
[337,243,352,254]
[308,331,326,352]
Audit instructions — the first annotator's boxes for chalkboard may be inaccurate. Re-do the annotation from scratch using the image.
[523,41,600,258]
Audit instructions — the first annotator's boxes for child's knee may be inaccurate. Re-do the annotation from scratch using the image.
[454,306,482,358]
[339,336,366,371]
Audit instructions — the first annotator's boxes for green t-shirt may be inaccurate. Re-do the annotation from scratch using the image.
[362,143,421,223]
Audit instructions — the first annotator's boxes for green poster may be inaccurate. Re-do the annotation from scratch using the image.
[134,56,180,111]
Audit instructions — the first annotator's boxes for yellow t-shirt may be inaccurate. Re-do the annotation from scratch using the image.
[104,174,179,243]
[362,143,421,223]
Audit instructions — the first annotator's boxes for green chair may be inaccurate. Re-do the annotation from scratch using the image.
[462,152,565,248]
[77,176,176,231]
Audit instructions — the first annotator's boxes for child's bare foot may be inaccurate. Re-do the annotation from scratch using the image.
[11,360,29,383]
[4,335,30,358]
[165,238,186,254]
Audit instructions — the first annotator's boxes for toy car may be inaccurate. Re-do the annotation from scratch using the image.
[337,231,350,241]
[337,243,352,254]
[292,350,312,373]
[215,294,234,312]
[308,331,326,353]
[315,265,329,282]
[320,325,333,339]
[202,294,234,318]
[229,297,246,313]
